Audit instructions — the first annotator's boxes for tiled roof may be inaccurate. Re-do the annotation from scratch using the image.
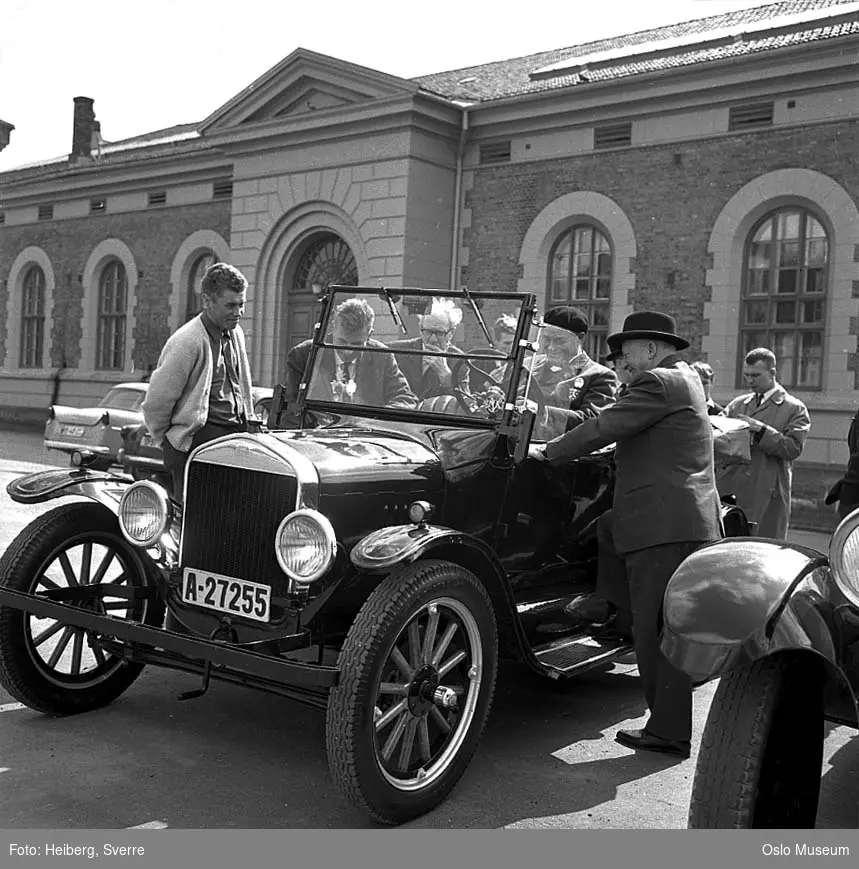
[413,0,859,101]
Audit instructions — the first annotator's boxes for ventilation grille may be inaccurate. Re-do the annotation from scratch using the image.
[148,190,166,207]
[729,102,774,131]
[594,122,632,149]
[37,204,54,221]
[479,142,512,165]
[90,197,106,214]
[213,180,233,199]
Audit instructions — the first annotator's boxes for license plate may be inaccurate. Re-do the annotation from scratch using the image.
[60,425,85,438]
[181,568,271,622]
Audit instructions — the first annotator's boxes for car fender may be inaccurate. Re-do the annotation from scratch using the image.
[351,524,532,661]
[661,537,859,723]
[6,467,130,514]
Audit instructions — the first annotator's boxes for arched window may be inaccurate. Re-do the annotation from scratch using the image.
[20,265,46,368]
[186,252,216,322]
[741,207,829,389]
[293,234,358,293]
[547,225,612,360]
[96,260,127,370]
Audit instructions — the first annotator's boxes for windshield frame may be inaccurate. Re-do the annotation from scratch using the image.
[294,285,538,429]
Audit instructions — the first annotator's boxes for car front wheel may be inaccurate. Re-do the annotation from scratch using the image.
[326,559,498,824]
[689,652,824,828]
[0,502,164,715]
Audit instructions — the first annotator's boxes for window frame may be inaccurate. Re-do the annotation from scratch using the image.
[737,205,829,391]
[19,264,46,368]
[95,259,128,371]
[186,252,217,322]
[545,224,613,361]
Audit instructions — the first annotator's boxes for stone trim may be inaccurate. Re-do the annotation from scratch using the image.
[251,200,369,385]
[517,190,636,330]
[703,168,859,396]
[3,246,56,372]
[168,229,231,334]
[79,238,139,374]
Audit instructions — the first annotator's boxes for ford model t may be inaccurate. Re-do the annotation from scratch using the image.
[0,286,744,825]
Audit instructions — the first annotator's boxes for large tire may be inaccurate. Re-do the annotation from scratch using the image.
[326,559,498,824]
[0,502,164,715]
[689,652,824,828]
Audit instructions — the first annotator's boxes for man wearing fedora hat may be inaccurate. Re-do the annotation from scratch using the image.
[531,310,721,758]
[532,305,618,436]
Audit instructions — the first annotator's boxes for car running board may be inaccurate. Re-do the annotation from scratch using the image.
[533,633,633,678]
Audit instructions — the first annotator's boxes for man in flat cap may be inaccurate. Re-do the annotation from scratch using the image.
[531,306,617,437]
[531,311,721,759]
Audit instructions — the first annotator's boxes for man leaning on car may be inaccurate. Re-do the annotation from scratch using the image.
[530,311,722,759]
[142,262,254,500]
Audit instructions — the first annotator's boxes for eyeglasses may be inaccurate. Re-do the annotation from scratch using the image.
[421,328,452,339]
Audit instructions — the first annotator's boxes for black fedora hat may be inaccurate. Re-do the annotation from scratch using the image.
[607,310,689,352]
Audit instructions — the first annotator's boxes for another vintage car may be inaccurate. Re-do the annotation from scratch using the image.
[44,381,148,470]
[117,387,273,488]
[661,518,859,828]
[0,286,747,825]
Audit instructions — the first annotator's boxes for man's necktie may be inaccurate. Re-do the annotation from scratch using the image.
[222,334,247,422]
[755,393,763,408]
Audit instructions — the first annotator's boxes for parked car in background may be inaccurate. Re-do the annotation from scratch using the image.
[661,516,859,828]
[44,382,148,470]
[117,387,273,488]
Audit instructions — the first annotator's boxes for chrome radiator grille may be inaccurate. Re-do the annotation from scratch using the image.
[181,461,298,585]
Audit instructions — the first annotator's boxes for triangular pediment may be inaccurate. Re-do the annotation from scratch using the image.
[201,49,419,133]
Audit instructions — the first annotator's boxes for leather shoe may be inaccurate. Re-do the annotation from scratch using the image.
[615,728,691,759]
[563,594,616,631]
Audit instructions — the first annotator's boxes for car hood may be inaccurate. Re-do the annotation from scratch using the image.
[271,428,442,490]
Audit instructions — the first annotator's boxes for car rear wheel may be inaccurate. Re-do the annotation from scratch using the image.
[0,502,164,715]
[326,559,498,824]
[689,652,824,828]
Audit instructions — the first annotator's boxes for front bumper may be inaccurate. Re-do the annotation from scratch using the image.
[0,585,339,697]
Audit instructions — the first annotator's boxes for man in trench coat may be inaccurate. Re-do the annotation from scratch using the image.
[718,347,810,539]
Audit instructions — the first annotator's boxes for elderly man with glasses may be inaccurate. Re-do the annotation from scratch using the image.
[390,298,469,400]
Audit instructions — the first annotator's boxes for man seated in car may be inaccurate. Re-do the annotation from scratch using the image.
[531,306,618,438]
[283,297,417,411]
[389,298,470,400]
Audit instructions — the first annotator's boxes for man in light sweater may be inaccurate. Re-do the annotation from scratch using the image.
[143,262,254,500]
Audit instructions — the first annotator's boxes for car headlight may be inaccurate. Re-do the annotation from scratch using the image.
[118,481,170,548]
[274,509,336,584]
[829,508,859,608]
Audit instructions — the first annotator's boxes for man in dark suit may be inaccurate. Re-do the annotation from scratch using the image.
[531,311,721,758]
[535,306,617,438]
[389,299,468,400]
[283,297,416,412]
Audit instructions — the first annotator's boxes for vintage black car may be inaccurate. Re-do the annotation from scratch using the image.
[0,285,746,825]
[661,518,859,828]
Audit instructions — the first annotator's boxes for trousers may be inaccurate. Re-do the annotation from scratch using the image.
[162,421,246,501]
[595,509,706,743]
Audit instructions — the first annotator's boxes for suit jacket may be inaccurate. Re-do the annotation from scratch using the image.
[826,407,859,513]
[388,336,467,399]
[283,339,417,411]
[718,386,810,535]
[545,355,721,554]
[542,353,617,437]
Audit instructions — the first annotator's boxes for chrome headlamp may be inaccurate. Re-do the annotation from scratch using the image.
[829,508,859,609]
[118,481,171,548]
[274,509,336,584]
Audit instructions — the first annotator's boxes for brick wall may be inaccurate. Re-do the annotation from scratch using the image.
[463,120,859,360]
[0,201,231,374]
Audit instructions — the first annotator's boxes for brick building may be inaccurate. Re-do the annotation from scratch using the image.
[1,0,858,475]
